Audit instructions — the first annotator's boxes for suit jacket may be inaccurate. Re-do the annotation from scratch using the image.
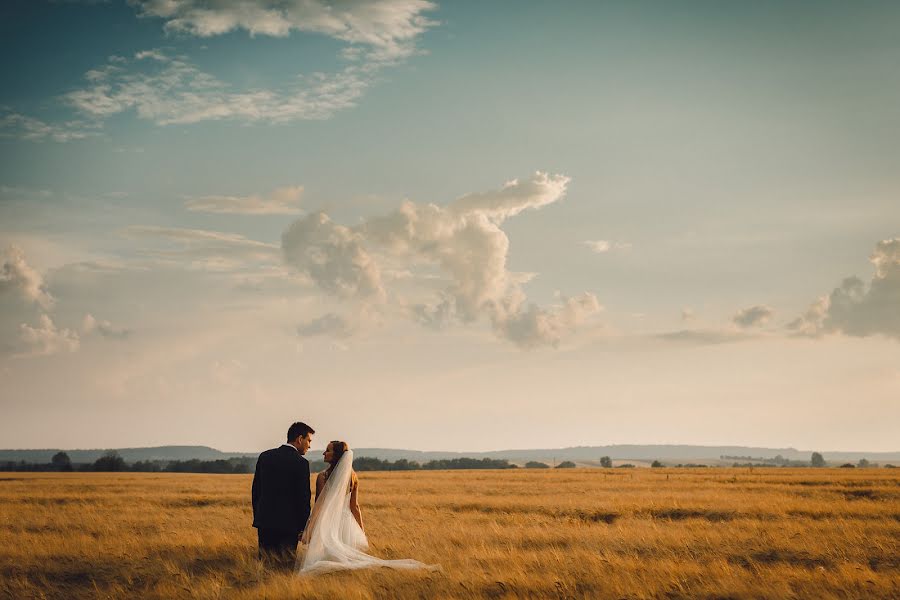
[251,445,311,534]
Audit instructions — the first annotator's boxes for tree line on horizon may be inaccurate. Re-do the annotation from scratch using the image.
[3,451,893,473]
[0,451,256,474]
[1,452,521,473]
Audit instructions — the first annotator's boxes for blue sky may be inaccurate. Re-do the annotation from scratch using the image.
[1,1,898,452]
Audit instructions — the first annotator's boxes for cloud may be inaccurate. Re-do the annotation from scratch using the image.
[789,238,900,340]
[128,0,437,62]
[185,185,304,215]
[786,296,829,338]
[0,108,99,143]
[657,329,752,345]
[134,49,167,61]
[123,225,274,247]
[122,226,279,269]
[296,313,355,338]
[492,292,602,349]
[282,212,386,300]
[0,245,54,309]
[361,172,571,319]
[0,247,134,355]
[583,240,632,253]
[82,313,130,339]
[63,51,371,126]
[18,314,80,357]
[733,304,774,328]
[281,172,602,348]
[11,2,437,136]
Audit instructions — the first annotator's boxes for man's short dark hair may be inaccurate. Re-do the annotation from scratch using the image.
[287,422,315,442]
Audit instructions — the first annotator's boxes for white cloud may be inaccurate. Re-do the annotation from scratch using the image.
[0,108,99,143]
[0,245,54,309]
[281,171,602,348]
[789,238,900,340]
[363,172,574,329]
[82,313,130,339]
[583,240,631,254]
[282,212,386,300]
[64,51,371,125]
[18,314,80,357]
[584,240,610,253]
[493,292,602,349]
[185,185,304,215]
[129,0,437,62]
[10,2,436,136]
[134,49,168,61]
[733,304,774,328]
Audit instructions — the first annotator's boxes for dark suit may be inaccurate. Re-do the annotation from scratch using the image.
[251,445,311,569]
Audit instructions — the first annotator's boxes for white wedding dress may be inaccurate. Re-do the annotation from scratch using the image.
[297,449,437,575]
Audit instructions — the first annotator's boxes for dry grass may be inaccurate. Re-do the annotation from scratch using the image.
[1,468,898,599]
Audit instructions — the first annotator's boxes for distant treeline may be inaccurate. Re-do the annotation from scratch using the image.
[7,452,891,474]
[2,452,519,473]
[721,454,812,467]
[0,451,254,474]
[722,453,892,469]
[348,456,519,471]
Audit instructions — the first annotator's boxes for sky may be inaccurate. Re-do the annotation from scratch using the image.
[1,0,898,453]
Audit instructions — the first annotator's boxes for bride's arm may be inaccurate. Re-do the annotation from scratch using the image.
[301,472,328,545]
[349,474,364,532]
[314,472,326,500]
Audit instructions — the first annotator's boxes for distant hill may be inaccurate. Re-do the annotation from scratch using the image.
[1,444,898,465]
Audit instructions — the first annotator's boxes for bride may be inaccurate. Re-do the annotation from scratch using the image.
[297,441,436,575]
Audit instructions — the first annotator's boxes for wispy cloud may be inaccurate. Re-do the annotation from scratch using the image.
[64,51,371,125]
[656,328,753,346]
[129,0,438,62]
[185,185,304,215]
[6,1,437,138]
[583,239,631,253]
[121,225,279,271]
[0,108,99,143]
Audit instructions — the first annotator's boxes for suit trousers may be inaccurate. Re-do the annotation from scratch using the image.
[257,528,300,570]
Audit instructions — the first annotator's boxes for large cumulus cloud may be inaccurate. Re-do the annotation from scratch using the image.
[281,172,602,348]
[789,238,900,340]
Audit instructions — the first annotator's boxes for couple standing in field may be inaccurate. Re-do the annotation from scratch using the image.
[251,421,434,575]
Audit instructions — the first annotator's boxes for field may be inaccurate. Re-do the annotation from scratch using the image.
[1,468,898,599]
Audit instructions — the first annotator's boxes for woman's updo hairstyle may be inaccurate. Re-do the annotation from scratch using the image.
[328,441,349,466]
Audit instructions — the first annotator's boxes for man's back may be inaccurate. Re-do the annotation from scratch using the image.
[252,445,311,534]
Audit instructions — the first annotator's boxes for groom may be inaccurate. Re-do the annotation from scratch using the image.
[251,421,314,570]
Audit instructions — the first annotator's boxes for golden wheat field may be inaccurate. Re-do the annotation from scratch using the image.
[0,468,898,600]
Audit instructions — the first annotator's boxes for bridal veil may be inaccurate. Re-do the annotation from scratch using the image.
[297,449,437,575]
